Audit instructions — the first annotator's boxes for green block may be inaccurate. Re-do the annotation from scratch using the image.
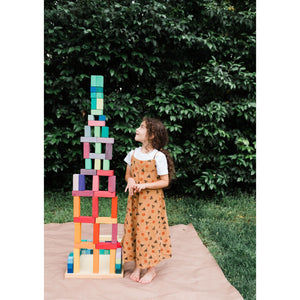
[91,109,103,116]
[96,76,104,87]
[94,127,101,137]
[91,75,97,86]
[85,159,92,169]
[95,143,102,153]
[91,92,97,98]
[103,160,110,170]
[101,126,109,138]
[96,92,104,98]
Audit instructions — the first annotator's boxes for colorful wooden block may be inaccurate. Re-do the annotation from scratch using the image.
[94,126,101,137]
[97,170,114,176]
[74,242,95,249]
[93,249,100,273]
[105,143,113,160]
[81,137,97,143]
[80,169,97,175]
[95,143,102,153]
[84,126,91,137]
[95,217,117,224]
[90,92,97,98]
[91,109,103,115]
[93,223,100,244]
[97,98,104,110]
[88,120,106,127]
[96,92,104,98]
[74,216,96,223]
[89,153,105,160]
[95,242,121,250]
[85,158,92,169]
[91,98,97,110]
[73,174,79,191]
[111,196,118,218]
[73,248,80,273]
[103,160,110,170]
[101,126,109,138]
[112,223,118,244]
[108,176,116,192]
[74,223,81,244]
[91,75,97,86]
[72,190,94,197]
[95,137,114,144]
[109,249,116,274]
[90,87,103,93]
[92,197,98,217]
[96,75,104,87]
[79,174,85,191]
[98,115,106,121]
[92,175,99,191]
[73,196,80,217]
[83,142,90,159]
[94,159,101,170]
[93,190,115,198]
[88,115,95,121]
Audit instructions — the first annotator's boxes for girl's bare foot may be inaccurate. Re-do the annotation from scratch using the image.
[139,267,156,284]
[130,266,141,282]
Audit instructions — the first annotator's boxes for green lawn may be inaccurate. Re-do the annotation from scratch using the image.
[44,191,255,300]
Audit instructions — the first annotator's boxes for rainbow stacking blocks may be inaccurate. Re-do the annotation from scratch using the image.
[65,75,123,279]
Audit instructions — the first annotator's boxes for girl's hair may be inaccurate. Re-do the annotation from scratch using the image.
[143,116,176,184]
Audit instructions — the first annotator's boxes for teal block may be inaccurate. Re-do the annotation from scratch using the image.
[85,159,92,169]
[96,76,104,87]
[91,98,97,110]
[91,76,97,86]
[101,127,109,138]
[91,92,97,98]
[96,92,104,98]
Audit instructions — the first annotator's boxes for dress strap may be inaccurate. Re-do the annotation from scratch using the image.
[153,150,159,159]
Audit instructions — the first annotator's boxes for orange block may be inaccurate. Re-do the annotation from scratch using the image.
[93,249,100,273]
[74,223,81,244]
[93,223,100,244]
[109,249,116,274]
[73,196,80,217]
[74,248,80,273]
[74,241,95,249]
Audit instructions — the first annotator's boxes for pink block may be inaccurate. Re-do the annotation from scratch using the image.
[92,175,99,191]
[72,190,94,197]
[88,120,106,127]
[94,191,116,198]
[108,176,116,192]
[97,170,114,176]
[92,197,98,217]
[83,142,90,159]
[112,224,118,244]
[105,143,113,160]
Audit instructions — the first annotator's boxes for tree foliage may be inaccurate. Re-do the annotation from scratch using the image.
[44,0,256,195]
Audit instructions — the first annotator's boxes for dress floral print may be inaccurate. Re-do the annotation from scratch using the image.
[122,152,172,269]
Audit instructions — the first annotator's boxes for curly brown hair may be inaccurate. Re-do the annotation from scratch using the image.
[143,116,176,184]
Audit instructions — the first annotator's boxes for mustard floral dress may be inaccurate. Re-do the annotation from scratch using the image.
[122,151,172,269]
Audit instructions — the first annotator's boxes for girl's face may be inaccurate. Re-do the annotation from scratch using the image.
[135,121,148,143]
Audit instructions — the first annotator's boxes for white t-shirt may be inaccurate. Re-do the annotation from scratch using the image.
[124,147,168,176]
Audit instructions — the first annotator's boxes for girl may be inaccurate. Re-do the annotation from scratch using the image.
[122,117,175,284]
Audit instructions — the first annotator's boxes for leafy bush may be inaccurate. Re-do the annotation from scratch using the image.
[44,0,256,195]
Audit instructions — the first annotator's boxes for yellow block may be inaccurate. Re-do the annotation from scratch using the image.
[109,249,116,274]
[97,98,104,110]
[93,249,100,273]
[74,248,80,273]
[74,223,81,244]
[94,159,101,170]
[96,217,117,224]
[73,196,80,217]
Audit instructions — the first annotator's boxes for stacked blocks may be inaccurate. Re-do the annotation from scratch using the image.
[65,75,123,279]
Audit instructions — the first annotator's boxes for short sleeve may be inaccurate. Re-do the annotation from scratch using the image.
[124,150,134,166]
[155,152,168,175]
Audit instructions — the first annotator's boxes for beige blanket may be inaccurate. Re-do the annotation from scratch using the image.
[44,222,243,299]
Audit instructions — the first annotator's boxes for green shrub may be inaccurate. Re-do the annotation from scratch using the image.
[44,0,256,195]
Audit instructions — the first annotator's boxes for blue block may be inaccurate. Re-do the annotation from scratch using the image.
[90,87,97,92]
[98,115,106,121]
[78,174,85,191]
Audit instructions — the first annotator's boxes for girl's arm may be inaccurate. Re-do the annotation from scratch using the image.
[124,164,136,195]
[134,174,169,192]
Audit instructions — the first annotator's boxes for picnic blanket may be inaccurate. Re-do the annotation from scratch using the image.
[44,222,243,300]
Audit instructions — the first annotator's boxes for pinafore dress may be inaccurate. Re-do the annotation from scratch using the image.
[122,150,172,269]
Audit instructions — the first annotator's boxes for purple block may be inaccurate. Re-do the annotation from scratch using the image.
[80,169,97,175]
[79,175,85,191]
[105,143,113,160]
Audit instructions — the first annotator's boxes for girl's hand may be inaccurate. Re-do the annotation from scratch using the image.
[125,177,136,195]
[134,183,148,192]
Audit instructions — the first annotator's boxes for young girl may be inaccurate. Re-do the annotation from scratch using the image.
[122,117,175,284]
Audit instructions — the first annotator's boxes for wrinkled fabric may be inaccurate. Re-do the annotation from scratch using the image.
[45,222,243,300]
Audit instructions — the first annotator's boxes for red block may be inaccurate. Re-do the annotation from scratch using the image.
[97,170,114,176]
[73,216,96,223]
[111,196,118,218]
[95,242,121,250]
[92,197,98,217]
[93,191,116,198]
[83,142,90,159]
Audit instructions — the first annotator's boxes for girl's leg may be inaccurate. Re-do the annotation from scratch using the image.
[139,267,156,284]
[130,264,141,282]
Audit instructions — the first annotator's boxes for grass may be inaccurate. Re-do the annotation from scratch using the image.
[44,190,255,300]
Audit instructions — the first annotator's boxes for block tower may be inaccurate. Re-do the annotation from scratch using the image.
[65,75,123,278]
